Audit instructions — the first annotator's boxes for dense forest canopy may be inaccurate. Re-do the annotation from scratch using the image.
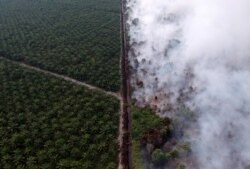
[0,0,120,91]
[0,60,119,169]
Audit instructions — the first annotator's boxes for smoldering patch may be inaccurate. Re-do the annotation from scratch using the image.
[127,0,250,168]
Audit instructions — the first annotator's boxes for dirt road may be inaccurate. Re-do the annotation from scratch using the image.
[118,0,132,168]
[0,57,120,100]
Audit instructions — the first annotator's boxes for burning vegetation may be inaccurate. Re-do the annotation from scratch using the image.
[127,0,250,168]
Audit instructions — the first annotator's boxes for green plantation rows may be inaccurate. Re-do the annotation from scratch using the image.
[0,0,120,91]
[0,60,119,169]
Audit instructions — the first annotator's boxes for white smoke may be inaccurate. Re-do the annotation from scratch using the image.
[127,0,250,169]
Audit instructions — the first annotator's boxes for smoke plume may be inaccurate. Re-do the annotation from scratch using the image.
[127,0,250,169]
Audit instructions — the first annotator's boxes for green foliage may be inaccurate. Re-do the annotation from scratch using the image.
[169,149,179,159]
[131,107,190,169]
[180,143,191,152]
[131,107,166,169]
[176,163,186,169]
[131,140,144,169]
[151,149,165,164]
[0,60,119,168]
[165,152,172,161]
[0,0,120,91]
[131,107,165,140]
